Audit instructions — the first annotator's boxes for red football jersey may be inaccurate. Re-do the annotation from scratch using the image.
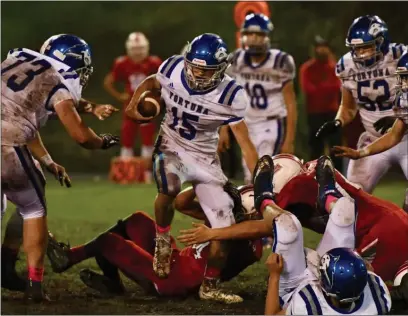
[111,55,162,98]
[275,167,408,239]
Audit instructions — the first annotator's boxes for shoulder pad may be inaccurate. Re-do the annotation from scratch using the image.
[232,49,243,66]
[335,53,353,77]
[367,272,391,314]
[218,79,243,106]
[158,55,183,79]
[390,43,407,60]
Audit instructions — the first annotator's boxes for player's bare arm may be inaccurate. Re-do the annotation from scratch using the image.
[76,98,119,121]
[333,118,407,159]
[27,132,71,187]
[174,187,207,221]
[265,253,286,315]
[103,72,129,103]
[316,87,357,139]
[217,125,231,153]
[230,120,258,176]
[281,81,297,154]
[125,74,161,121]
[54,99,118,150]
[335,87,358,126]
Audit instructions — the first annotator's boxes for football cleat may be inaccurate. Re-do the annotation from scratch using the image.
[79,269,125,296]
[253,155,275,212]
[24,280,51,303]
[152,233,172,278]
[316,155,343,212]
[46,231,72,273]
[199,278,243,304]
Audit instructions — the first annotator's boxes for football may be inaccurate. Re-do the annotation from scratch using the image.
[137,89,162,118]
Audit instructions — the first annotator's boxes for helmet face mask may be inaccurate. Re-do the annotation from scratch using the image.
[346,38,384,68]
[184,60,225,91]
[241,31,270,55]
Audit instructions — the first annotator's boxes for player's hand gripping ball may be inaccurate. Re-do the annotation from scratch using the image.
[137,89,162,119]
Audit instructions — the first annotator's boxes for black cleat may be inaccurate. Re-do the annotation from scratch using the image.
[316,155,343,212]
[253,155,275,212]
[24,280,51,303]
[79,269,125,296]
[1,261,26,292]
[46,231,72,273]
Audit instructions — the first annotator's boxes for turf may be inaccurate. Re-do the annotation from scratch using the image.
[1,177,406,314]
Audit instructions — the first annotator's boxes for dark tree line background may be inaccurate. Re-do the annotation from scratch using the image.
[2,1,407,172]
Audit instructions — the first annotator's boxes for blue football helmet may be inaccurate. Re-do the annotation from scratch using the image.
[240,13,273,55]
[184,33,232,92]
[345,15,389,68]
[40,34,93,87]
[396,52,408,93]
[319,248,368,303]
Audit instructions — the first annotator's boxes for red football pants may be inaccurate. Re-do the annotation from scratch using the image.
[356,214,408,282]
[97,212,205,296]
[121,113,155,148]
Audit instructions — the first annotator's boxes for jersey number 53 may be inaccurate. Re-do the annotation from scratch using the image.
[357,79,392,111]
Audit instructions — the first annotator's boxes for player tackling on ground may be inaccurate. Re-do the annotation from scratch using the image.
[316,15,407,193]
[1,34,119,301]
[125,33,258,303]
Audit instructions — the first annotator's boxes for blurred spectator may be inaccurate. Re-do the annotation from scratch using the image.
[299,35,342,170]
[104,32,162,182]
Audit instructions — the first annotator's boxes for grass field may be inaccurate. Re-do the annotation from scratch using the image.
[1,176,406,315]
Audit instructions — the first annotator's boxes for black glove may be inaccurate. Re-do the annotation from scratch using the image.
[373,116,397,135]
[223,181,244,223]
[100,134,120,149]
[315,119,342,140]
[253,155,275,212]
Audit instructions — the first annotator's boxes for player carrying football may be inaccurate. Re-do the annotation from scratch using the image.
[316,15,407,194]
[1,34,119,301]
[125,33,258,303]
[222,13,298,183]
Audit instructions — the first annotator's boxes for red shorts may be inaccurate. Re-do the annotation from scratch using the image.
[98,212,207,296]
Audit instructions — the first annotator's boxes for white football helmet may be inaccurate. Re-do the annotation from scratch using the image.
[271,154,306,194]
[126,32,149,62]
[238,185,257,219]
[394,261,408,286]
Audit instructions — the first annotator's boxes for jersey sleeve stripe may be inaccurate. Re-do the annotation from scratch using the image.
[44,83,69,110]
[299,285,322,315]
[164,56,184,79]
[272,220,278,252]
[159,56,175,75]
[227,86,243,106]
[222,117,243,125]
[218,80,236,104]
[279,53,288,69]
[273,52,283,69]
[392,46,398,59]
[337,56,345,74]
[367,273,388,314]
[398,44,404,56]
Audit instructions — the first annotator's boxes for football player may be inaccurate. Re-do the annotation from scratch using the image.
[221,13,297,183]
[1,34,119,301]
[179,155,364,307]
[316,15,407,193]
[104,32,162,182]
[266,248,390,315]
[125,33,258,303]
[46,185,263,298]
[332,52,408,211]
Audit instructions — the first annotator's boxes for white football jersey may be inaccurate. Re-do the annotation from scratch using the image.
[1,48,82,146]
[156,55,248,157]
[286,271,391,315]
[336,43,407,137]
[228,48,296,125]
[395,92,408,126]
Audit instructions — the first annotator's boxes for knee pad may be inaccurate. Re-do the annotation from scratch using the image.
[330,197,356,227]
[274,213,300,245]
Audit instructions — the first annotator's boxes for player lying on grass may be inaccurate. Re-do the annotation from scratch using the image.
[46,183,263,300]
[179,155,397,313]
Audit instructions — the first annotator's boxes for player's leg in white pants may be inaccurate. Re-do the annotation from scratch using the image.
[242,119,285,183]
[316,189,356,256]
[347,132,392,193]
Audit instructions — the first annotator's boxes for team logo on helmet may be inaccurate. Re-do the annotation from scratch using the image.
[368,23,382,36]
[320,253,340,287]
[214,47,228,62]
